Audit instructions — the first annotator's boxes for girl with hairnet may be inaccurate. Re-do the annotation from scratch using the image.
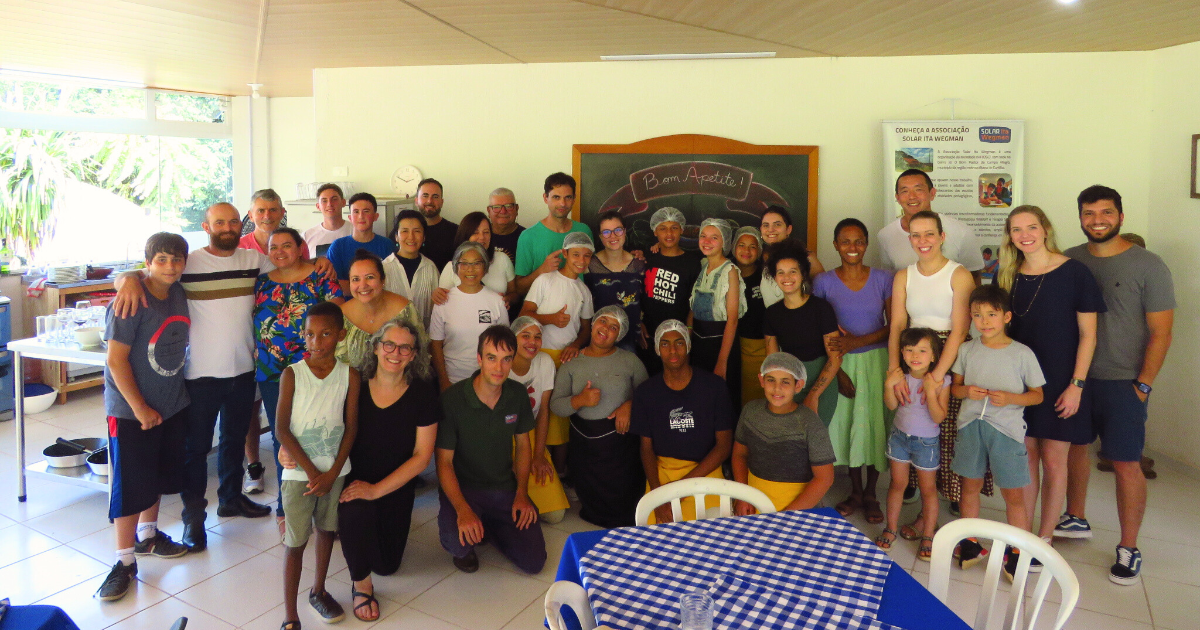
[507,317,570,523]
[731,226,768,404]
[548,306,649,527]
[640,207,703,374]
[732,353,836,514]
[689,217,746,413]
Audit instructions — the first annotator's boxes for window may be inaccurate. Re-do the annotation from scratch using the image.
[0,77,233,264]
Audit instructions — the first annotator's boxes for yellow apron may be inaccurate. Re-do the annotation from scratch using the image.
[513,432,570,514]
[740,337,768,404]
[644,456,724,524]
[747,471,806,512]
[541,348,570,446]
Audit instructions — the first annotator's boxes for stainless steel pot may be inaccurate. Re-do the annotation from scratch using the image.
[43,437,106,468]
[86,448,109,476]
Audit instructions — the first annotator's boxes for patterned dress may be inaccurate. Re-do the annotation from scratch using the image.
[253,270,344,383]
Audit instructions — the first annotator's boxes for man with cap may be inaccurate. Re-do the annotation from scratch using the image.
[630,319,734,524]
[731,352,836,513]
[549,306,650,527]
[514,173,593,295]
[642,207,704,374]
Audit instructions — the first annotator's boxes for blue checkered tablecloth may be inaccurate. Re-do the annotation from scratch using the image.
[579,510,902,630]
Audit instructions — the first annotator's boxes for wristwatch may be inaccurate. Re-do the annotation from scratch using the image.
[1133,380,1152,395]
[1070,378,1086,389]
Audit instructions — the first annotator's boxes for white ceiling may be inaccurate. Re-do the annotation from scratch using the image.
[3,0,1199,97]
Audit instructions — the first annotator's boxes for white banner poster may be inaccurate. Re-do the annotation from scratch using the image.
[882,120,1024,282]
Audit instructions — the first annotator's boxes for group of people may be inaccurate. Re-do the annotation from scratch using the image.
[93,168,1174,629]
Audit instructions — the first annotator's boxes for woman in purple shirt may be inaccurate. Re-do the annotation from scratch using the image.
[813,218,893,524]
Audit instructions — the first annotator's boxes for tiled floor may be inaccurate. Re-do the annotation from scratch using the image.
[2,388,1197,629]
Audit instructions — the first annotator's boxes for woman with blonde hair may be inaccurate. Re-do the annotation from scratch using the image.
[998,205,1104,548]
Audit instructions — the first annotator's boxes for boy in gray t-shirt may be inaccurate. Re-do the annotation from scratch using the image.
[949,285,1045,569]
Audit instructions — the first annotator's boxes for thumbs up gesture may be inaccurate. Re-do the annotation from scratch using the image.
[575,380,602,408]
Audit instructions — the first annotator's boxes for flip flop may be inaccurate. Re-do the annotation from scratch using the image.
[352,586,379,622]
[835,495,862,517]
[862,497,885,525]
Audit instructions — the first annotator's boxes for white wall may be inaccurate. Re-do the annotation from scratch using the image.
[268,97,319,233]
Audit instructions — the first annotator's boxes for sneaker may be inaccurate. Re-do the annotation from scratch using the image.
[1053,513,1093,539]
[133,531,189,558]
[949,501,961,517]
[1002,547,1024,583]
[308,589,345,623]
[95,561,138,601]
[1110,545,1142,585]
[243,462,265,495]
[957,538,989,570]
[902,486,918,504]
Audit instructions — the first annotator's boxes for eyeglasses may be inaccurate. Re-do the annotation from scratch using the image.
[487,204,517,212]
[457,260,485,269]
[599,227,625,238]
[379,341,415,355]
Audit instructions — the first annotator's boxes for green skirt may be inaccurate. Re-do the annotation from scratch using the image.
[825,347,891,470]
[797,356,840,426]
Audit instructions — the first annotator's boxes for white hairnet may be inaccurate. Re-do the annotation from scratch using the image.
[452,241,490,273]
[760,352,807,383]
[562,231,595,252]
[699,217,734,256]
[510,316,542,335]
[592,305,628,342]
[733,225,763,253]
[650,207,686,232]
[653,319,691,356]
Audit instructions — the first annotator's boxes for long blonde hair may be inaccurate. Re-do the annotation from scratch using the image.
[998,205,1061,291]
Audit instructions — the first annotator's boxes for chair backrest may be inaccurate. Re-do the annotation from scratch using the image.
[545,581,596,630]
[928,518,1080,630]
[634,477,776,526]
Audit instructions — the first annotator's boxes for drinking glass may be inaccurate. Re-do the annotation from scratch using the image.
[680,590,714,630]
[75,300,91,312]
[36,316,50,341]
[45,318,61,344]
[56,308,73,342]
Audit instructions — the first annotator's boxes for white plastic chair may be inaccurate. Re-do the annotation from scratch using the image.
[545,580,596,630]
[928,518,1080,630]
[634,477,776,526]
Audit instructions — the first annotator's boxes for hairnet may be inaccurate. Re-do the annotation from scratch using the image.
[650,207,686,232]
[760,352,807,383]
[452,241,490,273]
[510,315,542,336]
[562,231,595,252]
[592,305,628,342]
[653,319,691,356]
[733,225,763,253]
[699,217,734,256]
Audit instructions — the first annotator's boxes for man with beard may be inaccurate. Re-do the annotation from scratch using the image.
[416,178,458,270]
[515,173,592,294]
[113,203,275,551]
[1062,185,1174,586]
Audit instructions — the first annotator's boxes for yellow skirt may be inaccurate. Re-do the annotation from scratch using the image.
[747,471,806,513]
[740,337,768,405]
[514,432,570,514]
[644,456,724,524]
[541,348,569,446]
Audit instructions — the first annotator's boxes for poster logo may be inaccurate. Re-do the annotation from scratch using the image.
[979,127,1011,143]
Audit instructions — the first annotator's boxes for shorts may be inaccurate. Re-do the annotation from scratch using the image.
[952,420,1030,489]
[886,428,940,471]
[1084,378,1147,462]
[108,408,188,520]
[281,476,346,548]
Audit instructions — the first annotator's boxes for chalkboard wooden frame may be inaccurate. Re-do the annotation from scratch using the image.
[572,134,819,252]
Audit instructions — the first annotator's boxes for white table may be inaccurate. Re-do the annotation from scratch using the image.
[8,337,109,501]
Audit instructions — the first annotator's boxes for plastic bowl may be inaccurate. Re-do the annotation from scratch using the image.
[23,383,57,414]
[73,326,104,349]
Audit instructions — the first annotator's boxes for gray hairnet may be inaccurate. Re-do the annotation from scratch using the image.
[562,231,595,252]
[592,305,628,342]
[760,352,807,383]
[510,315,542,335]
[733,225,763,253]
[653,319,691,356]
[452,241,490,273]
[650,207,686,232]
[699,217,734,256]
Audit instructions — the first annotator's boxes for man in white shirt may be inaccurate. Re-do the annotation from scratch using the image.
[877,169,985,279]
[303,183,353,258]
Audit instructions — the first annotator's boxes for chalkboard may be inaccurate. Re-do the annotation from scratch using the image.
[572,135,818,253]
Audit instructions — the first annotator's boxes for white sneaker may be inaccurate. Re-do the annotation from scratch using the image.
[243,462,265,495]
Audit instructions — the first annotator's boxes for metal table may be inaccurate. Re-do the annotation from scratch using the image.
[8,337,109,501]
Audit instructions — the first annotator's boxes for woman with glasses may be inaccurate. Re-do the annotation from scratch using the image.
[430,242,510,391]
[584,210,646,354]
[435,211,517,308]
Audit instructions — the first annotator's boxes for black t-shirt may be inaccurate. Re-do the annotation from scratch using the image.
[491,226,524,266]
[642,250,703,331]
[738,268,766,340]
[395,253,422,284]
[422,219,459,271]
[630,369,733,462]
[347,378,441,485]
[762,296,839,361]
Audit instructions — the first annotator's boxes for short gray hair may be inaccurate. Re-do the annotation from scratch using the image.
[360,319,432,382]
[489,187,515,199]
[251,188,283,205]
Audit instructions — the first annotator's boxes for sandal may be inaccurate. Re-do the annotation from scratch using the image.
[351,586,380,622]
[280,622,301,630]
[899,518,923,541]
[918,536,934,561]
[875,528,898,550]
[862,497,884,525]
[835,494,862,517]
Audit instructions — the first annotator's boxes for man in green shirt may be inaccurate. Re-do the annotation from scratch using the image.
[514,172,593,294]
[436,325,545,574]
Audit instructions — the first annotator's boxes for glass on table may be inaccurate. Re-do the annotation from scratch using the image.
[680,589,714,630]
[45,317,61,343]
[75,300,91,312]
[36,316,50,340]
[55,308,73,342]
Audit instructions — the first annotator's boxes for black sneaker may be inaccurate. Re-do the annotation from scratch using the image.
[95,561,138,601]
[133,531,189,558]
[957,538,989,570]
[902,486,918,504]
[308,589,345,623]
[949,501,961,517]
[452,549,479,573]
[1110,545,1142,585]
[1002,547,1025,583]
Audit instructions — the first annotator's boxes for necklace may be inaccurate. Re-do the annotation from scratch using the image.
[1013,270,1048,317]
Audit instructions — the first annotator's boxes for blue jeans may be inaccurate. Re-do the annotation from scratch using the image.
[181,372,257,524]
[259,378,285,517]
